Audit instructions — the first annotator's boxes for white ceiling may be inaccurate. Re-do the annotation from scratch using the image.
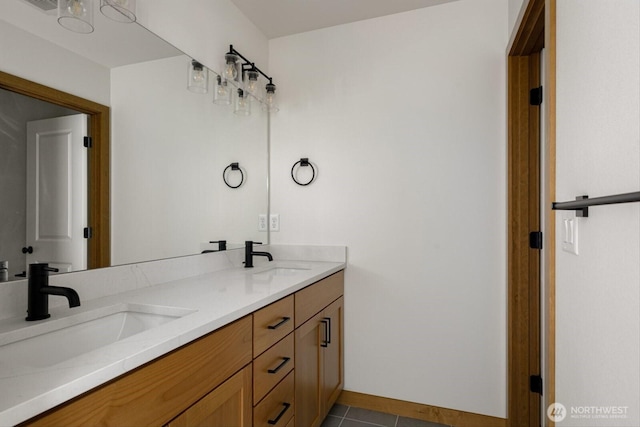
[230,0,459,39]
[2,0,459,68]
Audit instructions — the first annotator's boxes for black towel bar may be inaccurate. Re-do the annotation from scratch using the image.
[552,191,640,217]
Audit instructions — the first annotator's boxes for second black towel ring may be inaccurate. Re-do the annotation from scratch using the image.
[291,158,316,186]
[223,163,244,188]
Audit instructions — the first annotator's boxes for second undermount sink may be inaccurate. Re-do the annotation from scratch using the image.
[252,265,311,278]
[0,303,196,368]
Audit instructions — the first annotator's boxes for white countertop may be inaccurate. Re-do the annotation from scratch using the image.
[0,255,345,426]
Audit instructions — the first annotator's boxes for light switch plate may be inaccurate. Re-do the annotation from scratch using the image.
[561,216,578,255]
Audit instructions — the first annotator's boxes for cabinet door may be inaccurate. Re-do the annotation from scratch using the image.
[295,311,324,427]
[323,297,344,410]
[166,365,252,427]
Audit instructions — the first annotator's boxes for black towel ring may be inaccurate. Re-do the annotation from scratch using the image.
[291,158,316,186]
[223,162,244,188]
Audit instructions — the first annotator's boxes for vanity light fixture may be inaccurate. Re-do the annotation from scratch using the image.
[224,53,239,81]
[219,45,279,114]
[100,0,136,23]
[213,75,232,105]
[57,0,137,33]
[58,0,94,34]
[244,68,259,95]
[234,89,251,116]
[263,82,278,113]
[187,60,209,94]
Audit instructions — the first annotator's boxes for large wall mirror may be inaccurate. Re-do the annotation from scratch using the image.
[0,0,269,281]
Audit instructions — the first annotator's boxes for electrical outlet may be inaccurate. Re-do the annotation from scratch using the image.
[269,214,280,232]
[258,214,268,231]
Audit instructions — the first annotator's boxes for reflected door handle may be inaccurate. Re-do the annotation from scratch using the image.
[22,246,33,254]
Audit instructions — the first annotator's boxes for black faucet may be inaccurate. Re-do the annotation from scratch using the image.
[244,241,273,268]
[26,263,81,321]
[202,240,227,253]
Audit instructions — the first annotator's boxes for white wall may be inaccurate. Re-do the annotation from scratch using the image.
[269,0,508,418]
[555,1,640,426]
[508,0,526,38]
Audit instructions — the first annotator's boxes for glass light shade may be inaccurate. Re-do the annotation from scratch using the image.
[245,70,259,95]
[234,89,251,116]
[100,0,136,23]
[263,83,279,113]
[58,0,94,34]
[213,76,231,105]
[224,53,239,81]
[188,60,208,94]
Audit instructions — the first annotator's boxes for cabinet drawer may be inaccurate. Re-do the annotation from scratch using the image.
[295,270,344,327]
[253,372,294,427]
[254,295,294,356]
[253,333,294,405]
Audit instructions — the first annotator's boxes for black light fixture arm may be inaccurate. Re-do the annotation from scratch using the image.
[228,45,274,84]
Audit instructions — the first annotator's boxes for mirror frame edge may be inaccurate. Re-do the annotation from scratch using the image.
[0,70,111,270]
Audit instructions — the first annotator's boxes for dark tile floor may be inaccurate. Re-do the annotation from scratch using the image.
[321,404,451,427]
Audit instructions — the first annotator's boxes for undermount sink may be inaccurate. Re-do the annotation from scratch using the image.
[252,266,310,278]
[0,303,196,368]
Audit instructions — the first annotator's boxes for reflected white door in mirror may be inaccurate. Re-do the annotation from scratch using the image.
[26,114,88,273]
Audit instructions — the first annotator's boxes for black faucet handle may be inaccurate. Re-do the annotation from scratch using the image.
[209,240,227,250]
[29,263,59,275]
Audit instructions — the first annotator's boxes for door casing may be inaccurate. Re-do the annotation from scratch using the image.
[507,0,556,426]
[0,70,111,270]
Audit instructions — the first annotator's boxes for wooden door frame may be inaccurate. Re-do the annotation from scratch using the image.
[0,70,111,270]
[507,0,556,426]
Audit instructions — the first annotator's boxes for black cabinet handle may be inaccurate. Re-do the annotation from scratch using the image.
[267,402,291,425]
[323,317,332,345]
[320,319,329,348]
[22,246,33,254]
[267,357,291,374]
[267,316,290,330]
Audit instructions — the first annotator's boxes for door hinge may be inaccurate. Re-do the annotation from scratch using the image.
[530,374,543,395]
[84,136,93,148]
[84,227,93,239]
[529,86,543,106]
[529,231,543,249]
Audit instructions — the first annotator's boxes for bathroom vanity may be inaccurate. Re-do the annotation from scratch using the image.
[0,245,346,427]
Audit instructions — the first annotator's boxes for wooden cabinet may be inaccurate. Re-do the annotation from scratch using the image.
[22,269,344,427]
[24,316,252,427]
[253,295,294,357]
[166,365,252,427]
[253,371,295,427]
[294,271,344,427]
[252,296,296,425]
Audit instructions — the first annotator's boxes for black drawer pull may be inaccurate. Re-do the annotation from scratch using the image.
[268,357,291,374]
[320,319,329,348]
[267,316,291,330]
[323,316,332,344]
[267,402,291,425]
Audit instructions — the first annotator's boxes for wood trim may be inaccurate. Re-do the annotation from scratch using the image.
[544,0,557,425]
[507,0,553,425]
[509,0,545,56]
[337,391,506,427]
[507,53,541,427]
[0,70,111,269]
